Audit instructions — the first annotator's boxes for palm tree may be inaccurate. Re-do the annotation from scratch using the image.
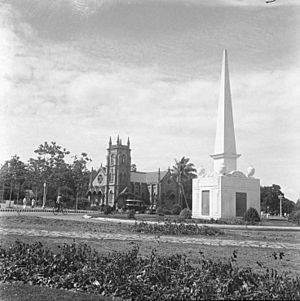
[171,157,197,210]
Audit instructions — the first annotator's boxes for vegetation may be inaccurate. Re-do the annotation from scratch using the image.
[171,157,197,210]
[116,198,125,210]
[130,221,223,236]
[171,204,181,215]
[244,207,261,224]
[0,240,299,300]
[127,209,136,219]
[261,185,295,215]
[0,142,91,209]
[156,207,164,216]
[179,208,192,220]
[103,205,113,215]
[288,210,300,225]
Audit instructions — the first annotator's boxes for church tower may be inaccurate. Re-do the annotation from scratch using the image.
[105,136,131,205]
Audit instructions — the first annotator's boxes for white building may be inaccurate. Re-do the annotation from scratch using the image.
[192,50,260,219]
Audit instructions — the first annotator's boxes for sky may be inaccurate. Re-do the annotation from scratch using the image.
[0,0,299,201]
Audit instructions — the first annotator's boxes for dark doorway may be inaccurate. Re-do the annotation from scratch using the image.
[202,190,210,216]
[236,192,247,217]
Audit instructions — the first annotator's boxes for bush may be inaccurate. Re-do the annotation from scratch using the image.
[179,208,192,220]
[103,204,113,215]
[163,208,172,215]
[131,221,223,236]
[90,205,101,211]
[171,204,181,215]
[1,240,299,300]
[156,207,164,216]
[117,198,125,210]
[77,198,90,210]
[288,210,300,225]
[244,207,260,223]
[127,209,136,219]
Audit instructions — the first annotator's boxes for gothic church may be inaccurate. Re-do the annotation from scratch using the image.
[88,137,178,208]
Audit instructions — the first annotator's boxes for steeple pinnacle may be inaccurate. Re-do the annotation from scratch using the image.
[109,136,112,148]
[211,50,240,173]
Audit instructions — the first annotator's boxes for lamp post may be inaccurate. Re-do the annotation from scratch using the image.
[278,194,283,217]
[42,182,46,209]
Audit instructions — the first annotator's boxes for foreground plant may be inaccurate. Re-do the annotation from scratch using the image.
[1,241,299,300]
[131,221,224,236]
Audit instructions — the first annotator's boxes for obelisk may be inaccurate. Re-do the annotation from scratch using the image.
[210,49,240,174]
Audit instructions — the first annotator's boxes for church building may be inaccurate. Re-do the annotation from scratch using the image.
[88,137,179,208]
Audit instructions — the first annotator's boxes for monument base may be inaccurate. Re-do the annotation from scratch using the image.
[192,171,260,219]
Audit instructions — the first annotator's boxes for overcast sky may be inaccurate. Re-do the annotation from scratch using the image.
[0,0,299,201]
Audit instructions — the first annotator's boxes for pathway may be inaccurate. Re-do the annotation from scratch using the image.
[0,227,299,250]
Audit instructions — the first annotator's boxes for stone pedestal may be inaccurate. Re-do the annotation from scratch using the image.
[192,172,260,219]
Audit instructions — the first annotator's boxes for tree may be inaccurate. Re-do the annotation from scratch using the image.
[171,157,197,210]
[71,153,91,210]
[0,155,27,202]
[260,184,295,215]
[32,141,72,200]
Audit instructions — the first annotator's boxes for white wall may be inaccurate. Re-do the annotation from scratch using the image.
[192,174,260,219]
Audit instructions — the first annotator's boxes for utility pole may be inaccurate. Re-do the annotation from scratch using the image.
[278,194,284,217]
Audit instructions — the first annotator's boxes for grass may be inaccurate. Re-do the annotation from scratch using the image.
[0,214,300,299]
[0,282,113,301]
[1,215,300,273]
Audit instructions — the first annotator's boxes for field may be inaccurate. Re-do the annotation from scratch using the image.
[0,212,300,300]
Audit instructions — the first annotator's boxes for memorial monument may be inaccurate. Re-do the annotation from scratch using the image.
[192,50,260,219]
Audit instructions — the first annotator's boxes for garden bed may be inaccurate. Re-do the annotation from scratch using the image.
[0,240,299,300]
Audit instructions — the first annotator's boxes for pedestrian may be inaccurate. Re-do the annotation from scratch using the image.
[31,198,36,208]
[23,197,27,209]
[56,194,62,211]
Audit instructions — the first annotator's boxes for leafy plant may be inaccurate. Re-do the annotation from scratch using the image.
[171,204,181,215]
[103,205,113,215]
[179,208,192,220]
[156,207,164,216]
[131,221,223,236]
[0,240,299,300]
[127,209,136,219]
[244,207,260,223]
[288,210,300,225]
[117,199,125,210]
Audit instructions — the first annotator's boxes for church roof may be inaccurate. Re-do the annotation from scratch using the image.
[130,170,168,184]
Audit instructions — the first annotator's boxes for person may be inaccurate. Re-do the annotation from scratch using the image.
[31,198,36,208]
[23,197,27,209]
[56,194,62,211]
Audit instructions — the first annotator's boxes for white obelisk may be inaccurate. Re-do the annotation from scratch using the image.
[192,49,260,219]
[210,49,240,174]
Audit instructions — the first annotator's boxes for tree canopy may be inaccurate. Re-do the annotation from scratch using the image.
[171,157,197,210]
[0,142,92,208]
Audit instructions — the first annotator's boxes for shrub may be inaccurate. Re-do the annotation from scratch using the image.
[90,205,101,211]
[1,240,299,300]
[156,207,164,216]
[244,207,260,223]
[288,210,300,225]
[163,208,172,215]
[103,204,113,215]
[179,208,192,220]
[77,198,90,210]
[117,198,125,210]
[131,221,223,236]
[127,209,136,219]
[171,204,181,215]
